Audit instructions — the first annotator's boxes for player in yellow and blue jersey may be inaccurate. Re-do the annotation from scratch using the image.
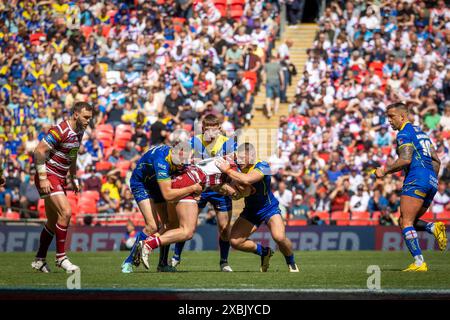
[216,143,299,272]
[171,115,237,272]
[374,102,447,272]
[121,135,202,273]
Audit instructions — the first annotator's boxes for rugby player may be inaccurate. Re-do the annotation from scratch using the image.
[31,101,93,273]
[374,102,447,271]
[171,114,237,272]
[121,133,202,273]
[137,156,251,270]
[216,143,299,272]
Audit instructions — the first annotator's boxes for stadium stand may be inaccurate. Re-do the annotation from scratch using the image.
[0,0,449,228]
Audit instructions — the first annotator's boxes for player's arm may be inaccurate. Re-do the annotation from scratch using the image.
[157,179,202,202]
[216,158,264,185]
[34,138,53,194]
[430,145,441,176]
[69,155,80,193]
[376,144,413,178]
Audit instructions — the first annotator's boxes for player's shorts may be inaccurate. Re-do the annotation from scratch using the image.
[198,190,232,212]
[129,173,165,204]
[401,170,438,208]
[34,173,67,199]
[240,204,281,227]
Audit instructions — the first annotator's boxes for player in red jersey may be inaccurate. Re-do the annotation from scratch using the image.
[31,102,93,273]
[138,156,254,269]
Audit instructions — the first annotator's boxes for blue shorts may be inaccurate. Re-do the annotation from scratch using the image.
[265,83,280,99]
[240,205,281,227]
[198,191,232,212]
[401,171,438,208]
[129,174,165,204]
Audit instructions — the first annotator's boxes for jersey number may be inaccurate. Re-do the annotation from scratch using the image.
[420,140,432,157]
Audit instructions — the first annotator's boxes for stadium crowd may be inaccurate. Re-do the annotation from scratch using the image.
[0,0,449,227]
[0,0,285,220]
[273,0,450,225]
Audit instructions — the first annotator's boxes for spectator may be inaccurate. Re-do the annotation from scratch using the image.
[120,220,137,251]
[368,189,388,216]
[290,194,310,220]
[432,182,450,215]
[350,184,370,213]
[263,52,284,118]
[273,181,293,218]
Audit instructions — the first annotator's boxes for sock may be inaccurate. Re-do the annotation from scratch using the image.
[414,219,427,231]
[55,223,68,261]
[425,222,435,234]
[254,243,268,257]
[284,254,295,265]
[144,236,161,250]
[124,230,148,264]
[402,226,424,266]
[36,224,54,259]
[219,238,230,264]
[173,241,186,260]
[158,245,170,267]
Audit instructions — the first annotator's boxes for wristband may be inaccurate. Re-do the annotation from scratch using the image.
[37,164,47,174]
[38,175,48,181]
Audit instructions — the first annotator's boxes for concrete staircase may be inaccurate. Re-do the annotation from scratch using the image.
[232,23,318,218]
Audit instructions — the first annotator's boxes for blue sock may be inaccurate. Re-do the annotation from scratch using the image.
[284,254,295,265]
[124,230,148,264]
[402,226,423,262]
[173,241,186,260]
[425,222,434,234]
[254,244,268,257]
[219,239,230,263]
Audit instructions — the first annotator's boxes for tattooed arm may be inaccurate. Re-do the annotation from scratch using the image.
[430,146,441,177]
[375,144,413,178]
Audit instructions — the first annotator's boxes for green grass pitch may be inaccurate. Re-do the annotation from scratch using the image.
[0,251,449,290]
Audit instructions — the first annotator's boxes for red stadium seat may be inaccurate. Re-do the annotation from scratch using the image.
[6,211,20,220]
[336,220,350,226]
[172,17,186,33]
[116,160,131,177]
[351,211,370,220]
[97,124,114,135]
[80,26,94,38]
[96,161,113,172]
[287,219,308,226]
[421,210,434,220]
[102,25,112,37]
[214,0,228,16]
[78,198,98,215]
[230,0,245,8]
[115,124,133,136]
[82,190,100,202]
[371,211,382,221]
[97,131,114,148]
[437,211,450,220]
[38,199,46,219]
[230,9,244,20]
[311,211,330,223]
[331,211,350,221]
[381,146,392,156]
